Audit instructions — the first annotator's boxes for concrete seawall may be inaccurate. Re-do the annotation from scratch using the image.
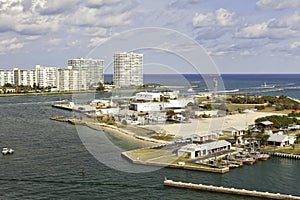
[51,104,73,111]
[272,152,300,160]
[263,151,300,160]
[164,179,300,200]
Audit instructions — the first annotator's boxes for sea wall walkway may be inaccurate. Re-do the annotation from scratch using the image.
[164,179,300,200]
[121,152,229,173]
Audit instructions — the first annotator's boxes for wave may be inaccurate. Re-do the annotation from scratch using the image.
[0,101,58,106]
[284,86,300,90]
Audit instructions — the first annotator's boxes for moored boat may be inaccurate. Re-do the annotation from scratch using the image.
[2,147,14,155]
[250,151,270,161]
[257,154,270,161]
[241,158,256,165]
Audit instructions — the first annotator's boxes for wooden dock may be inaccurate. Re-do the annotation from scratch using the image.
[164,179,300,200]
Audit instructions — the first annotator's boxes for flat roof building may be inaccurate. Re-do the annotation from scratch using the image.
[177,140,231,159]
[68,58,104,90]
[113,52,143,88]
[36,65,58,88]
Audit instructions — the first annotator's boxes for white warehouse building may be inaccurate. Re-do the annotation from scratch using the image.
[177,140,231,159]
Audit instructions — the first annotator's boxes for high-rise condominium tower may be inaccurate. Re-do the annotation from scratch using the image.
[113,52,143,88]
[68,58,104,90]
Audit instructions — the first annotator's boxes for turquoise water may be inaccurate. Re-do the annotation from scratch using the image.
[1,74,300,199]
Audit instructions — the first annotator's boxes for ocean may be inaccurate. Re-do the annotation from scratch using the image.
[0,74,299,199]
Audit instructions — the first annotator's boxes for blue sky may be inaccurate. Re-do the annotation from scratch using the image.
[1,0,300,74]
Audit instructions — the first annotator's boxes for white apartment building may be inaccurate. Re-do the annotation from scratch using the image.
[13,68,36,87]
[113,52,143,88]
[1,58,104,91]
[0,70,14,86]
[68,58,104,90]
[36,65,58,88]
[57,66,80,91]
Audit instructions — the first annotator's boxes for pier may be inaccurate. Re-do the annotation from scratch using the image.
[164,179,300,200]
[121,152,229,174]
[51,104,73,111]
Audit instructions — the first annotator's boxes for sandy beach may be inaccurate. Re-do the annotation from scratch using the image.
[85,122,158,147]
[143,111,284,137]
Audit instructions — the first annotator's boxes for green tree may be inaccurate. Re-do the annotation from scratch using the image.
[3,83,13,87]
[255,115,300,129]
[96,82,105,91]
[256,133,270,146]
[295,133,300,144]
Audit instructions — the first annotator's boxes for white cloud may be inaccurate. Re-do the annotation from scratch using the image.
[192,8,235,27]
[207,51,226,56]
[48,38,62,46]
[32,0,80,15]
[271,12,300,28]
[157,41,198,53]
[168,0,204,9]
[290,41,300,49]
[0,0,63,35]
[235,21,298,39]
[69,27,109,37]
[86,0,122,8]
[15,18,61,35]
[193,12,214,26]
[0,37,25,54]
[70,7,131,27]
[25,35,41,41]
[67,40,81,47]
[0,0,133,36]
[256,0,300,10]
[88,37,108,47]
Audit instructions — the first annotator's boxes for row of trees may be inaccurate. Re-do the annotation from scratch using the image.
[228,95,300,110]
[255,115,299,129]
[0,83,46,93]
[2,80,109,93]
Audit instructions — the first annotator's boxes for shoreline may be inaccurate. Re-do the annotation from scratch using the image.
[82,122,159,147]
[0,90,106,97]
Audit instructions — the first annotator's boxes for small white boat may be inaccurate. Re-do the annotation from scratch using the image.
[257,153,270,161]
[187,88,194,92]
[2,147,14,155]
[261,82,275,88]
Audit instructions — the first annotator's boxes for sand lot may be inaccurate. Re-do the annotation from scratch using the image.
[144,111,284,137]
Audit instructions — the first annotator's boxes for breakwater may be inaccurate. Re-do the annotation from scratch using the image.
[164,179,300,200]
[233,88,284,95]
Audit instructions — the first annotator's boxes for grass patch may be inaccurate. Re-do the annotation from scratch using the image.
[126,148,172,161]
[218,135,233,140]
[150,133,175,141]
[226,104,257,112]
[257,107,293,114]
[262,145,300,155]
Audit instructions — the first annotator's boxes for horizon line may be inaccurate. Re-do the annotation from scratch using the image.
[103,73,300,75]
